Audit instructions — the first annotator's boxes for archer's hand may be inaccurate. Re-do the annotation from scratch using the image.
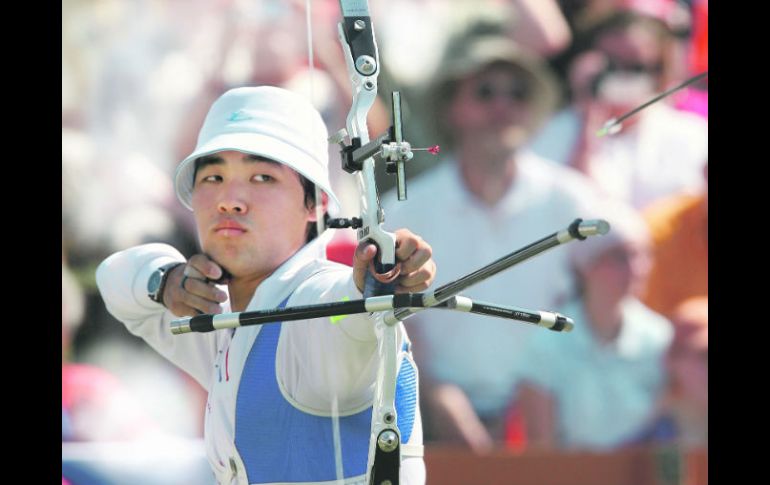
[163,254,229,316]
[353,228,435,294]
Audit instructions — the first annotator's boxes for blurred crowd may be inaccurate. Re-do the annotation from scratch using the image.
[62,0,707,475]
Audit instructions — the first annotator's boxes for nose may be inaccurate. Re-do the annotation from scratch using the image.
[217,184,248,214]
[218,199,247,214]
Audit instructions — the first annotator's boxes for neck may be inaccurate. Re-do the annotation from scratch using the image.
[226,241,310,312]
[457,143,518,207]
[228,273,270,312]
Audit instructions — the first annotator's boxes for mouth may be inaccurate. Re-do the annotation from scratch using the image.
[213,220,247,236]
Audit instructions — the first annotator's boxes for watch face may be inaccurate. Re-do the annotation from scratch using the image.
[148,270,162,295]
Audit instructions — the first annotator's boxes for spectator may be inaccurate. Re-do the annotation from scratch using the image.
[528,8,708,209]
[385,20,602,452]
[627,296,708,448]
[662,297,708,447]
[376,0,572,89]
[674,0,708,118]
[641,162,708,318]
[513,201,673,450]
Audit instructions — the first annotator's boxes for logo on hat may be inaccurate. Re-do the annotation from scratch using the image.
[227,110,252,122]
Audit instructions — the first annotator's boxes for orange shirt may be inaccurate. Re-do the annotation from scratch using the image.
[641,193,708,318]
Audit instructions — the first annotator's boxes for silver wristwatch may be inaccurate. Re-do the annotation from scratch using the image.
[147,262,183,305]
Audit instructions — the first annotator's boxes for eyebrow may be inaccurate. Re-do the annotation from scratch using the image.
[193,153,281,181]
[196,153,280,168]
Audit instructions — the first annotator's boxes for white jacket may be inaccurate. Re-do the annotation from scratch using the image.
[96,230,425,484]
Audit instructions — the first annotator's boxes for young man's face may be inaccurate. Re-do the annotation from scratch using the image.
[190,150,319,279]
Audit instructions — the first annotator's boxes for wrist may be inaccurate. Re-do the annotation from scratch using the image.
[147,262,184,306]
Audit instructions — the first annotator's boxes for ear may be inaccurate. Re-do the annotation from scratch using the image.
[307,189,329,222]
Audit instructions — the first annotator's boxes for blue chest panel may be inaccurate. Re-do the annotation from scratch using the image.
[395,346,417,444]
[234,298,417,483]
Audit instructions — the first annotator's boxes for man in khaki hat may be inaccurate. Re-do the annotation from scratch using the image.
[425,21,560,164]
[385,22,603,451]
[97,86,435,483]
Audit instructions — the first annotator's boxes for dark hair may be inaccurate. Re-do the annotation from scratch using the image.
[299,174,331,243]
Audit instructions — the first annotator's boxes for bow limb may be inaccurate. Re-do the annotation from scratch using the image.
[336,1,397,282]
[336,2,402,483]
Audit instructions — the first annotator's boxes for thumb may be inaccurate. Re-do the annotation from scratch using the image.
[352,242,378,292]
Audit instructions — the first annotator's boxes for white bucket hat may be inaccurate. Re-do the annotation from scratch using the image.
[174,86,340,214]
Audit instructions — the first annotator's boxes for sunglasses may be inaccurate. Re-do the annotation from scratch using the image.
[606,58,664,75]
[474,80,531,103]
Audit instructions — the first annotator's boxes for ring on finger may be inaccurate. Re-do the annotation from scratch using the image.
[180,274,190,291]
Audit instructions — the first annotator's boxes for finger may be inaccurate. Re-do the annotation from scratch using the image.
[397,267,434,290]
[180,289,224,315]
[352,243,390,293]
[397,246,433,276]
[183,276,228,303]
[353,243,378,271]
[396,261,436,293]
[164,271,213,317]
[187,254,224,281]
[183,264,205,280]
[394,234,419,262]
[393,229,432,264]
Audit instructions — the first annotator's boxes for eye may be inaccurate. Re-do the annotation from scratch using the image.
[252,174,275,183]
[200,174,222,183]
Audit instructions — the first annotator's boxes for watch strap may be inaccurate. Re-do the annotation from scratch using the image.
[150,261,184,305]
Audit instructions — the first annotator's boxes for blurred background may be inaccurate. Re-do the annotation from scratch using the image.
[62,0,707,484]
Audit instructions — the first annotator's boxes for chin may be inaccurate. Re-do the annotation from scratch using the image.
[501,126,531,150]
[202,245,239,272]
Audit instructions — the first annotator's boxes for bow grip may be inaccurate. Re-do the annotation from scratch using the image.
[363,240,397,298]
